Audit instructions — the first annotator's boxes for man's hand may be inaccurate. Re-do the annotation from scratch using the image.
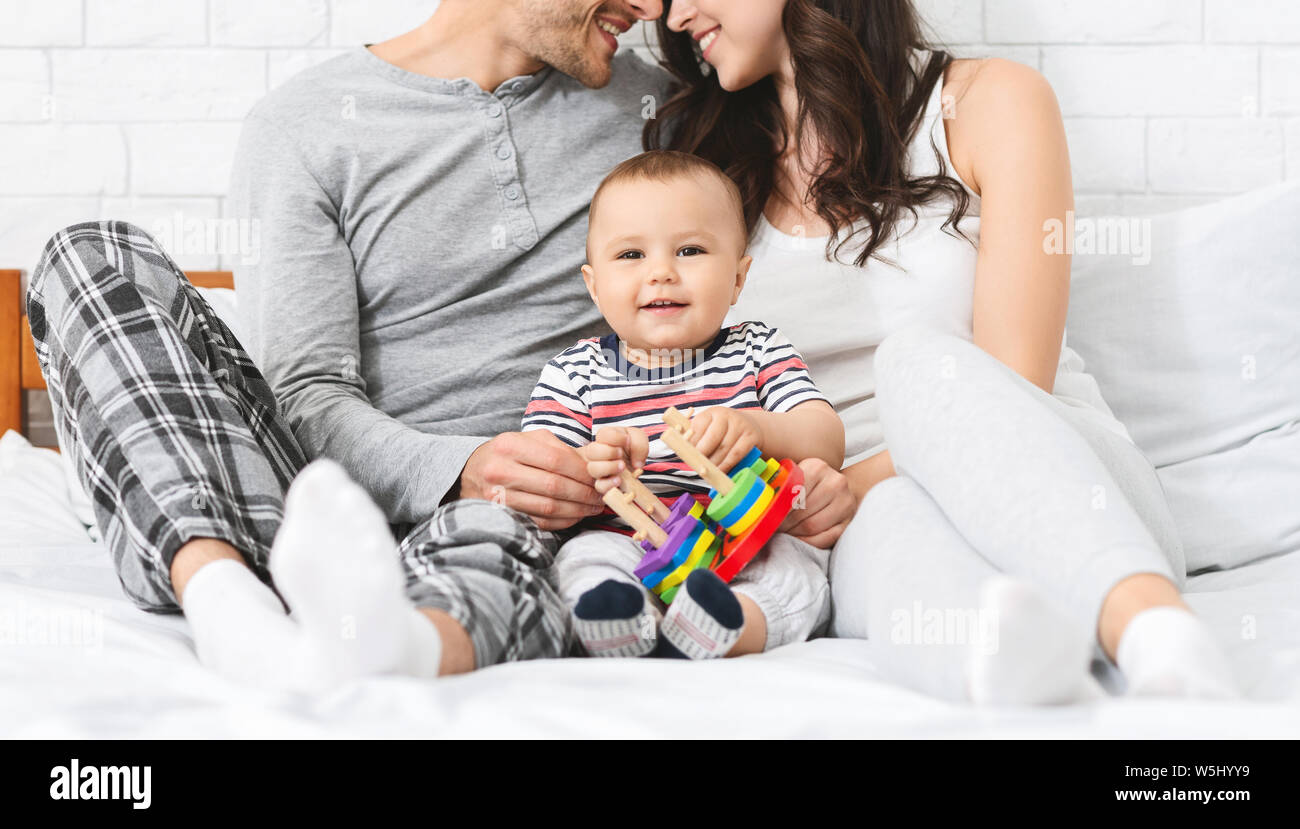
[688,407,765,474]
[579,426,650,494]
[779,457,856,549]
[457,431,605,531]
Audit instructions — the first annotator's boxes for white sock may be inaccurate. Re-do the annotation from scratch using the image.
[1116,606,1240,699]
[180,558,309,692]
[269,459,442,688]
[966,576,1105,706]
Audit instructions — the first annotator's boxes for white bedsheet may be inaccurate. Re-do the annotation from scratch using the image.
[2,541,1298,739]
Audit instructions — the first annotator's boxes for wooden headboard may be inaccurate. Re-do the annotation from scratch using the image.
[0,269,234,440]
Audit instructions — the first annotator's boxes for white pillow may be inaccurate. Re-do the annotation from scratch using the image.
[1066,182,1300,469]
[0,431,96,547]
[1157,420,1300,573]
[1066,182,1300,571]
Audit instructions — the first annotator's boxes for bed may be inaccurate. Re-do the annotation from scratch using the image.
[3,185,1299,739]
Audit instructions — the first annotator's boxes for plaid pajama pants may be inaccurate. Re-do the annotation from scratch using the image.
[27,221,572,667]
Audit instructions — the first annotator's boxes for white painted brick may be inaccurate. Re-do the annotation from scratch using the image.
[1148,118,1285,194]
[958,46,1041,70]
[100,197,223,269]
[1262,49,1300,117]
[0,51,51,122]
[127,123,243,196]
[268,49,351,90]
[0,198,102,273]
[1117,194,1224,215]
[1064,118,1146,192]
[913,0,984,45]
[1207,0,1300,43]
[330,0,437,46]
[0,0,81,46]
[212,0,329,47]
[1043,46,1257,117]
[86,0,207,47]
[1287,120,1300,180]
[0,125,126,195]
[52,50,266,121]
[987,0,1199,43]
[1075,193,1225,217]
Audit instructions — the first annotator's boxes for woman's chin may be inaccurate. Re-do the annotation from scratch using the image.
[711,65,762,93]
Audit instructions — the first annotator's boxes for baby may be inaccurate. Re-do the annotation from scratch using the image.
[522,150,845,659]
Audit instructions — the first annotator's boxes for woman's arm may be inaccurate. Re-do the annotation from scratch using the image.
[946,57,1074,393]
[839,59,1072,505]
[843,448,896,504]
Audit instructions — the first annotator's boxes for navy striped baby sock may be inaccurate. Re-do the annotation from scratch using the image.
[573,579,659,658]
[655,570,744,659]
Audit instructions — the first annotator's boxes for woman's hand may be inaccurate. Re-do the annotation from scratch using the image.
[779,457,856,549]
[688,407,766,473]
[579,425,650,494]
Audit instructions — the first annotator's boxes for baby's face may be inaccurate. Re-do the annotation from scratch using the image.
[583,174,751,361]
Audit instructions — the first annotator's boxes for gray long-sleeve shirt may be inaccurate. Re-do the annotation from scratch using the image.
[229,46,669,524]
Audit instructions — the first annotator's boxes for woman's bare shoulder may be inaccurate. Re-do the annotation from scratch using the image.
[940,57,1065,196]
[942,56,1055,105]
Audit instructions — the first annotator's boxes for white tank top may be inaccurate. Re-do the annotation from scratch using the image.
[730,56,1132,466]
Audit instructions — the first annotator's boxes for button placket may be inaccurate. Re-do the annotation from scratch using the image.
[481,95,539,251]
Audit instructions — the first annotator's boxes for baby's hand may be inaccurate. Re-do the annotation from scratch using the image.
[579,426,650,494]
[686,407,765,474]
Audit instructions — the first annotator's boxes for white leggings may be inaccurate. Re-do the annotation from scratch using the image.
[831,327,1185,700]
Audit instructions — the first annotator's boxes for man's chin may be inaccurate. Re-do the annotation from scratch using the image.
[551,55,614,89]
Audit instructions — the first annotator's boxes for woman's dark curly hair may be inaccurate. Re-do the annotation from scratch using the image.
[645,0,972,267]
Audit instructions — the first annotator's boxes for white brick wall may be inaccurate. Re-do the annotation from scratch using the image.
[917,0,1300,216]
[0,0,1297,275]
[0,0,431,273]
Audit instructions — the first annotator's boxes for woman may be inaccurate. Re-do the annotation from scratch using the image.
[648,0,1239,703]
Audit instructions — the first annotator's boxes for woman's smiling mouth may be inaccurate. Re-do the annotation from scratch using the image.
[698,26,720,58]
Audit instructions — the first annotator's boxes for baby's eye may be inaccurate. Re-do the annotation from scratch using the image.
[616,250,644,260]
[678,246,705,257]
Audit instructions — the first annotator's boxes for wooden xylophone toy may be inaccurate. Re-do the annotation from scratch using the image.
[600,406,804,604]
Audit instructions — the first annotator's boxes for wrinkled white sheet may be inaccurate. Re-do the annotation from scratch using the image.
[1,541,1297,738]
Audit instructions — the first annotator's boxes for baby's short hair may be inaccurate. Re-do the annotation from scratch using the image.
[589,150,747,242]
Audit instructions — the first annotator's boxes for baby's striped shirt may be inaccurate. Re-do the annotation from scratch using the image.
[522,321,828,506]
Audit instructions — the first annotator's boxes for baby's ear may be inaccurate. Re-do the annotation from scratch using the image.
[581,264,600,308]
[732,255,753,303]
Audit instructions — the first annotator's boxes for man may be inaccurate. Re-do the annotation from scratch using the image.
[27,0,854,691]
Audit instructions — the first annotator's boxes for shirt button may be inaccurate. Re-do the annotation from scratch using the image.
[487,104,503,117]
[505,186,520,200]
[497,145,512,160]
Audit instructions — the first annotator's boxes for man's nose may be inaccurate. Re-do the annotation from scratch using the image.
[625,0,666,22]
